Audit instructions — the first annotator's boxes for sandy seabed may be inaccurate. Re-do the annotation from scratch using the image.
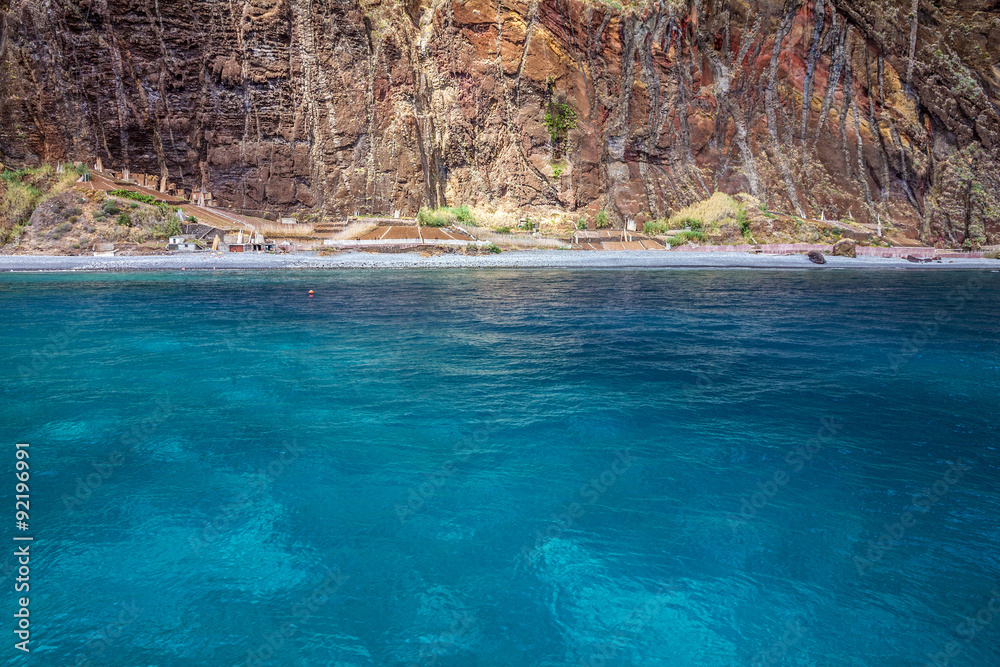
[1,251,999,272]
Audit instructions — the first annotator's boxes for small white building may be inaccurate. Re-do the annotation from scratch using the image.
[167,236,199,252]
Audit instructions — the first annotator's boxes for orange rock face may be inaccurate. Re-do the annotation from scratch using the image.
[1,0,998,244]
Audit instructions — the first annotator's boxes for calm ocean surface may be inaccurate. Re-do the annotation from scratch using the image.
[1,269,998,666]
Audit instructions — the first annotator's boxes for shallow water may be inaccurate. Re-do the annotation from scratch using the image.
[1,269,998,666]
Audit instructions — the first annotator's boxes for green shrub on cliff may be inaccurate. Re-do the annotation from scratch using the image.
[543,78,578,155]
[737,209,751,240]
[594,210,612,229]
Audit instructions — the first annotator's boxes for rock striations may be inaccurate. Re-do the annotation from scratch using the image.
[1,0,998,245]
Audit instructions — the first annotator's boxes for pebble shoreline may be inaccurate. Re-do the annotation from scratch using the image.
[1,251,998,272]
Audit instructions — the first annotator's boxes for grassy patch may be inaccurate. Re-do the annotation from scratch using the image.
[675,216,702,231]
[665,192,753,242]
[594,210,612,229]
[642,220,670,235]
[666,230,704,245]
[109,189,158,205]
[417,205,475,227]
[0,182,42,244]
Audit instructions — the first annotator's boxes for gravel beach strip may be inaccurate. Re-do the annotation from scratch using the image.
[1,251,999,272]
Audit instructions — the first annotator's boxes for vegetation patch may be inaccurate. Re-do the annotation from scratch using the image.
[594,210,612,229]
[668,192,744,230]
[50,221,73,240]
[0,164,85,246]
[543,78,578,156]
[417,205,475,227]
[666,230,705,245]
[642,220,670,235]
[737,208,751,241]
[152,218,182,240]
[108,189,158,205]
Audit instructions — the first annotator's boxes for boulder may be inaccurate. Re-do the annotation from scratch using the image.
[832,238,857,257]
[807,250,826,264]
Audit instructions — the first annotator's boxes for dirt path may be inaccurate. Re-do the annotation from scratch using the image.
[77,173,269,234]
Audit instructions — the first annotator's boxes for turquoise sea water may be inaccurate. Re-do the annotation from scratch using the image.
[1,269,999,666]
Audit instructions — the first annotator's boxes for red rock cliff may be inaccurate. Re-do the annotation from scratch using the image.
[1,0,998,244]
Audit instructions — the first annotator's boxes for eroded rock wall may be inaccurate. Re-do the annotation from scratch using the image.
[1,0,998,243]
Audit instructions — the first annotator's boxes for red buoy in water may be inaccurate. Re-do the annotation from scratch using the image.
[308,290,314,296]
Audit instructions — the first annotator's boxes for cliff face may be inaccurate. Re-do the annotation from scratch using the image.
[1,0,999,244]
